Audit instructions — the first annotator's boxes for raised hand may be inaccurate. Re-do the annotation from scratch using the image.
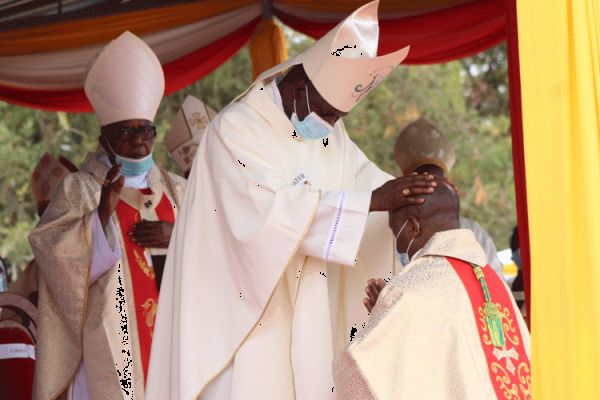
[98,163,124,229]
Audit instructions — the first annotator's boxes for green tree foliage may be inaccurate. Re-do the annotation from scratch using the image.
[0,32,515,282]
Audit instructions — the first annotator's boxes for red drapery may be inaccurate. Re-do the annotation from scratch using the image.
[505,0,530,325]
[276,0,506,64]
[0,1,507,112]
[0,19,259,113]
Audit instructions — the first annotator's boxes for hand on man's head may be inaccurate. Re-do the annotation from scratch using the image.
[370,173,438,213]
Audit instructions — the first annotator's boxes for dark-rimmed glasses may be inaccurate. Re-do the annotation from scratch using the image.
[103,125,157,142]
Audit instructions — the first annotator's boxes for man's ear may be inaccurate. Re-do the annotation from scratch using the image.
[408,216,421,237]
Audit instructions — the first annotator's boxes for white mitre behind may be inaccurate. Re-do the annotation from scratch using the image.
[255,0,410,112]
[84,31,165,125]
[164,95,216,173]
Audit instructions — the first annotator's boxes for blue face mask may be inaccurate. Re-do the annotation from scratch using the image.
[512,248,522,270]
[105,139,155,177]
[115,152,155,177]
[395,220,416,267]
[290,85,334,141]
[395,249,411,267]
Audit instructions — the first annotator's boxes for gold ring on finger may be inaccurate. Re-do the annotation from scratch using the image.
[402,188,410,196]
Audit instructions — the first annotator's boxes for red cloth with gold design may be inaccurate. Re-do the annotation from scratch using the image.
[447,257,531,400]
[116,190,175,384]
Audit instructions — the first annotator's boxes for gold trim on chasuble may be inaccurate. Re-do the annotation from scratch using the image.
[134,249,155,280]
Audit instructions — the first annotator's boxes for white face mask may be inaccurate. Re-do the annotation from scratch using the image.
[395,220,415,267]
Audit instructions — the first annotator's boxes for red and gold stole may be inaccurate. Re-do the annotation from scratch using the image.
[115,188,175,384]
[447,257,531,400]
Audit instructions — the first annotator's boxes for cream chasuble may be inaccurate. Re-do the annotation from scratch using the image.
[334,229,531,400]
[146,80,396,400]
[29,150,186,400]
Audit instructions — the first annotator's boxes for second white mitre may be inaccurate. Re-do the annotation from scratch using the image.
[165,95,216,173]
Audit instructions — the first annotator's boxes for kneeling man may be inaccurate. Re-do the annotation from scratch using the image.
[334,181,531,400]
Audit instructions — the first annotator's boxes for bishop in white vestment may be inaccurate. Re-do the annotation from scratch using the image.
[146,2,442,399]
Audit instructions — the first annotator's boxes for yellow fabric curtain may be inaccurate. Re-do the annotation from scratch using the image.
[249,18,288,79]
[517,0,600,398]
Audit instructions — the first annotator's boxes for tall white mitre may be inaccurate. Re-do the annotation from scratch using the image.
[255,0,410,112]
[164,95,216,173]
[84,31,165,125]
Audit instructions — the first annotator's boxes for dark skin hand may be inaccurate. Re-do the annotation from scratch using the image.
[369,173,437,212]
[129,220,174,248]
[364,278,387,313]
[98,163,125,229]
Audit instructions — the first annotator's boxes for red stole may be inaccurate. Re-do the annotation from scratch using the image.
[115,189,175,384]
[446,257,531,400]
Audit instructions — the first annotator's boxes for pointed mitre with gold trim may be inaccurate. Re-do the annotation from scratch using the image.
[255,0,410,113]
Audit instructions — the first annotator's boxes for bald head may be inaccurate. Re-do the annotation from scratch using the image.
[390,178,460,256]
[400,179,459,221]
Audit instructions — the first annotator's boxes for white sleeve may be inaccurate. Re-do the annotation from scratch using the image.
[90,210,121,283]
[298,137,393,267]
[298,190,372,266]
[69,362,90,400]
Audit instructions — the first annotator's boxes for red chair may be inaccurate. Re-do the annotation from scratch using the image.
[0,292,37,400]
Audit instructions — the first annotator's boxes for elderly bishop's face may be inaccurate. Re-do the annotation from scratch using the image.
[100,118,156,161]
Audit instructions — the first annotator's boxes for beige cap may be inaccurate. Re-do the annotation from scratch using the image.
[84,31,165,126]
[31,153,76,210]
[255,0,409,113]
[165,95,216,173]
[394,117,456,175]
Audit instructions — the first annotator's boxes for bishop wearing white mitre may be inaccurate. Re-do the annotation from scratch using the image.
[147,2,438,399]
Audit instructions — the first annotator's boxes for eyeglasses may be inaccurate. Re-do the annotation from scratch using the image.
[104,125,157,142]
